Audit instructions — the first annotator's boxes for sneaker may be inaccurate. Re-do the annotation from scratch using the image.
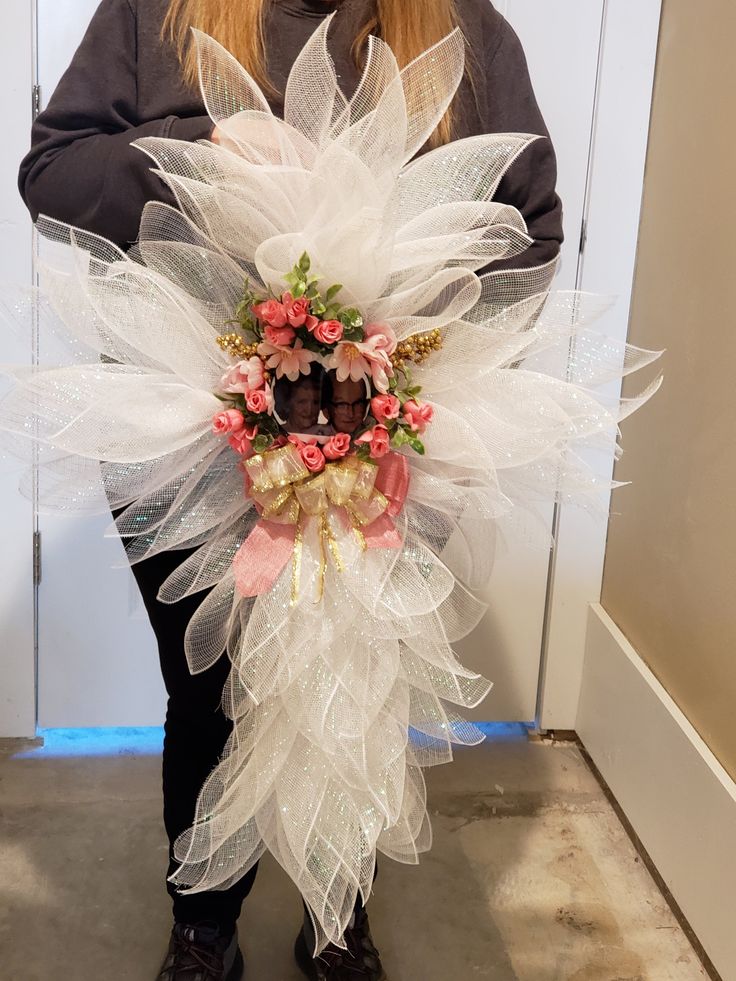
[155,920,244,980]
[294,907,388,980]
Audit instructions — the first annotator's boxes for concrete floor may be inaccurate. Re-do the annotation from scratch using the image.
[0,726,709,981]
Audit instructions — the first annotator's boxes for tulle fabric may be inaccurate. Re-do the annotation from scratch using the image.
[0,16,663,954]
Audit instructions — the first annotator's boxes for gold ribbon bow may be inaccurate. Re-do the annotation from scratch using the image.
[245,444,389,602]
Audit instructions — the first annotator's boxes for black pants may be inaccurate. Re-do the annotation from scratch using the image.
[118,527,257,935]
[115,508,374,935]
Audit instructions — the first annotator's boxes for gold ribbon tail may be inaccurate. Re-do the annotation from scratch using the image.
[315,513,328,604]
[290,510,304,607]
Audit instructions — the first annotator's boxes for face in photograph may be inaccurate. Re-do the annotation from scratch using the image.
[274,365,335,436]
[285,376,321,432]
[326,374,369,435]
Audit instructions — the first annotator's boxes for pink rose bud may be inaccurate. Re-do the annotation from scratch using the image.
[356,424,390,459]
[323,432,352,460]
[264,323,296,346]
[304,314,320,332]
[300,443,326,473]
[252,298,288,328]
[369,424,391,458]
[313,319,344,345]
[364,322,398,356]
[287,434,305,451]
[212,408,245,435]
[370,393,400,423]
[228,430,254,457]
[402,400,434,434]
[220,356,265,394]
[283,293,311,328]
[246,389,269,414]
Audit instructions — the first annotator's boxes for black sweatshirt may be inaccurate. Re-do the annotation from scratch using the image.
[18,0,564,271]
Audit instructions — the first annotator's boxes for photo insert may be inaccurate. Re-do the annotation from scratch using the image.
[273,363,370,439]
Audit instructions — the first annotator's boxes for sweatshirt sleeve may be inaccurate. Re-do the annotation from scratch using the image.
[478,12,565,279]
[17,0,212,248]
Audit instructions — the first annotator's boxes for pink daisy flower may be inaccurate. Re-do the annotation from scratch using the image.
[257,338,318,381]
[328,337,393,393]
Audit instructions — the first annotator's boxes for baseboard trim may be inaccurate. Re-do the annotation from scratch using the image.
[577,604,736,981]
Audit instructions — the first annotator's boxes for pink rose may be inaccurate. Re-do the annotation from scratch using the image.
[402,400,434,434]
[323,432,352,461]
[370,393,400,423]
[300,443,326,473]
[364,322,398,356]
[228,426,257,456]
[246,389,271,414]
[220,356,265,394]
[264,323,296,346]
[356,424,390,459]
[304,314,320,332]
[212,408,245,435]
[288,433,318,450]
[283,292,311,327]
[252,298,288,328]
[313,319,344,345]
[369,425,390,458]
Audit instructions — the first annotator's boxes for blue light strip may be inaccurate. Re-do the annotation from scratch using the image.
[11,721,532,760]
[13,727,165,759]
[474,721,534,741]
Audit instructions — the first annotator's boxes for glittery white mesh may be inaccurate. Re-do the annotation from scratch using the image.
[0,17,664,955]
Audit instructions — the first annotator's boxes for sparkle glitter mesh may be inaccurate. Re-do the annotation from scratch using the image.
[0,17,663,955]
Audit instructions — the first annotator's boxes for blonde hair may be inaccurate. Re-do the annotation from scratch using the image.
[163,0,462,146]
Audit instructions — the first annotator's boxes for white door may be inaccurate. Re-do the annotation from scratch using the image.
[0,0,36,738]
[34,0,604,726]
[458,0,605,720]
[35,0,164,728]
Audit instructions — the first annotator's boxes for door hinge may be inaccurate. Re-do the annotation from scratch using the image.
[32,84,42,120]
[33,531,42,586]
[579,217,588,255]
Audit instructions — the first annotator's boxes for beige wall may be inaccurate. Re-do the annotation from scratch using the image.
[600,0,736,781]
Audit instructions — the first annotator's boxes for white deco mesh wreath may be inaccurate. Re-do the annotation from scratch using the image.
[0,17,662,955]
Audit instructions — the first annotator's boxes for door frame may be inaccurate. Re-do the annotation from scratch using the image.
[536,0,664,730]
